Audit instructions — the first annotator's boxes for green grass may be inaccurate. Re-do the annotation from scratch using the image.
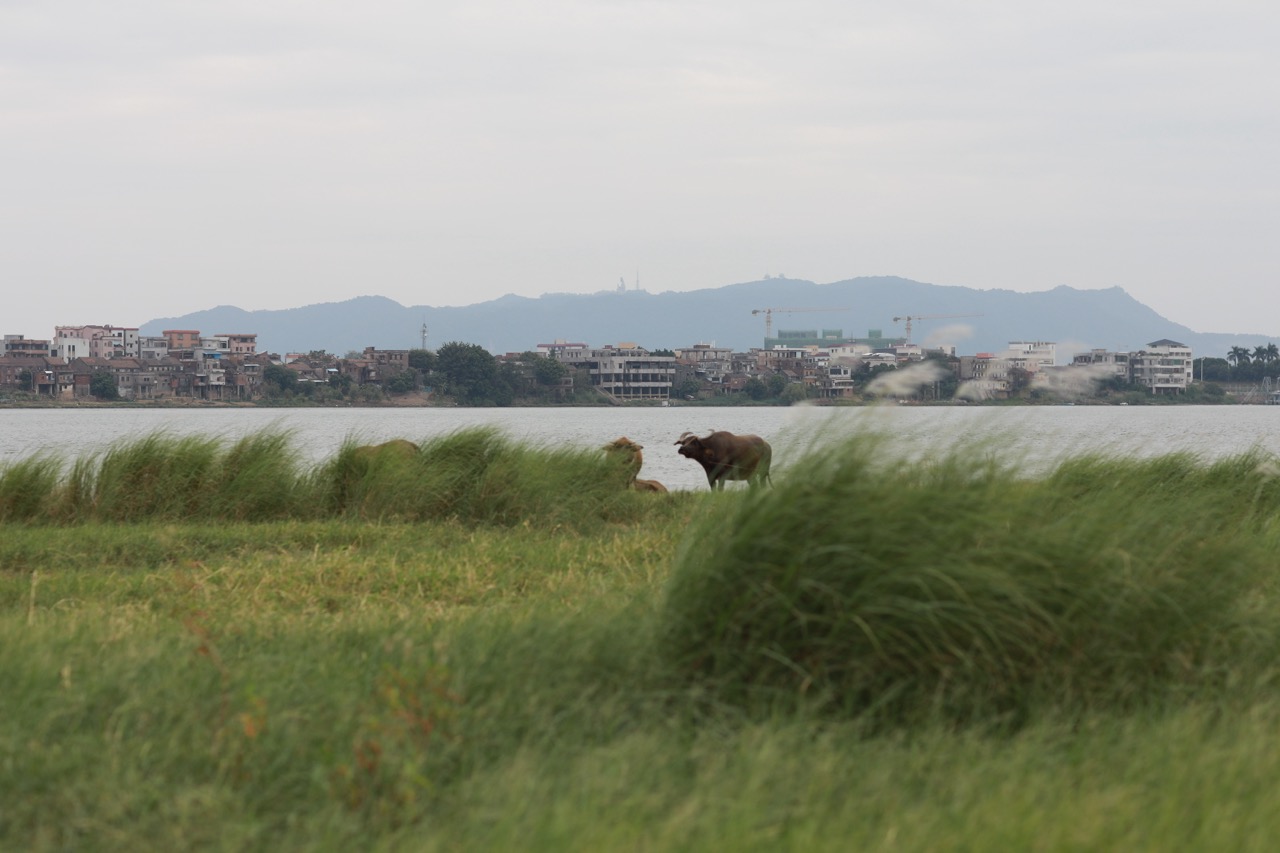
[0,427,658,529]
[661,435,1280,724]
[3,427,1280,849]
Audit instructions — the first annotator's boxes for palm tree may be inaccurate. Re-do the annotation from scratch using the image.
[1253,344,1270,364]
[1228,346,1252,368]
[1266,343,1279,363]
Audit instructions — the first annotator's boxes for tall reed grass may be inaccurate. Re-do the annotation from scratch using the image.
[8,428,1280,847]
[0,427,666,529]
[659,432,1280,723]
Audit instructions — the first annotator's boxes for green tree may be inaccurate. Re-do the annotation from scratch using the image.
[408,349,436,373]
[781,382,809,404]
[384,369,418,395]
[89,370,119,400]
[743,377,768,400]
[1007,367,1033,398]
[1227,346,1252,368]
[1194,357,1230,383]
[17,369,33,392]
[528,353,567,386]
[436,341,512,405]
[327,372,354,395]
[262,364,299,396]
[766,373,789,397]
[676,378,702,400]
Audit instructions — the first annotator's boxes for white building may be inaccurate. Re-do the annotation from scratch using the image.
[1005,341,1057,370]
[1130,339,1192,394]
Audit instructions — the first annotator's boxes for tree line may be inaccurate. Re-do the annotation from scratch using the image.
[1198,343,1280,383]
[260,343,575,406]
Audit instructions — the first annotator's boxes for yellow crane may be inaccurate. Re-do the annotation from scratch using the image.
[891,313,983,343]
[751,306,848,338]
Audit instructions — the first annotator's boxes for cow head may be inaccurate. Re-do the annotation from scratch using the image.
[675,432,717,462]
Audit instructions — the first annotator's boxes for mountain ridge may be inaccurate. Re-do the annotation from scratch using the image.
[139,276,1273,360]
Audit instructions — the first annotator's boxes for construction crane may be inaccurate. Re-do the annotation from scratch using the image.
[752,306,848,338]
[891,313,983,343]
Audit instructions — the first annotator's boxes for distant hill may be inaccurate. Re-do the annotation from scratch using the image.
[139,276,1277,360]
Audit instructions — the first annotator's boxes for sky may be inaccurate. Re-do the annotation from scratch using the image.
[3,1,1278,340]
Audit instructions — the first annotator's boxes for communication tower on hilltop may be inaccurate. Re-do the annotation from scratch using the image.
[420,320,428,350]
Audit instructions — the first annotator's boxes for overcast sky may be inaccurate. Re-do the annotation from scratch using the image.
[3,1,1277,340]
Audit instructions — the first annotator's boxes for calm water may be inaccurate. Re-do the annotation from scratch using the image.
[1,405,1278,491]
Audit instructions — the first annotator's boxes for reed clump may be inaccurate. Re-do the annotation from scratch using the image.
[0,454,61,521]
[0,427,662,529]
[659,433,1280,723]
[314,426,652,527]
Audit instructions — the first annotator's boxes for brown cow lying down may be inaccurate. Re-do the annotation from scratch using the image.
[603,436,668,493]
[675,430,772,490]
[353,438,419,464]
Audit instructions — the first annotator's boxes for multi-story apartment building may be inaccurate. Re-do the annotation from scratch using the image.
[52,329,92,361]
[139,336,170,360]
[1130,339,1193,394]
[221,333,258,355]
[163,330,202,351]
[957,353,1011,398]
[536,340,590,360]
[53,325,139,359]
[1005,341,1057,370]
[1071,340,1191,394]
[1071,349,1130,378]
[3,335,54,357]
[548,343,675,400]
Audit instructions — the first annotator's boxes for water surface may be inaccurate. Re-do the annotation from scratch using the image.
[2,405,1277,491]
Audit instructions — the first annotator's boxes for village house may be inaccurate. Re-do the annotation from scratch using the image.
[3,335,54,357]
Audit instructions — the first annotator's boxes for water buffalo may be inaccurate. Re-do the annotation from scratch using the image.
[603,436,668,493]
[675,430,772,490]
[352,438,419,464]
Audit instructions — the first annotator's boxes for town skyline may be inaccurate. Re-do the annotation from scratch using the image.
[5,275,1274,362]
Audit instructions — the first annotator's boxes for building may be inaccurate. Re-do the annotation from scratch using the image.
[53,325,139,359]
[548,343,675,401]
[1071,349,1130,379]
[1005,341,1057,370]
[673,344,735,387]
[3,335,54,357]
[68,357,180,400]
[163,330,202,351]
[1070,340,1192,394]
[764,328,902,351]
[1130,339,1193,394]
[220,333,258,355]
[139,336,170,360]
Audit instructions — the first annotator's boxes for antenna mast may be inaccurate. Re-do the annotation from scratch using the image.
[420,320,428,350]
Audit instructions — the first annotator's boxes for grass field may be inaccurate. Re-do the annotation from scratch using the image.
[3,428,1280,850]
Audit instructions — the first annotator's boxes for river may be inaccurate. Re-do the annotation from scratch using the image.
[1,405,1277,491]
